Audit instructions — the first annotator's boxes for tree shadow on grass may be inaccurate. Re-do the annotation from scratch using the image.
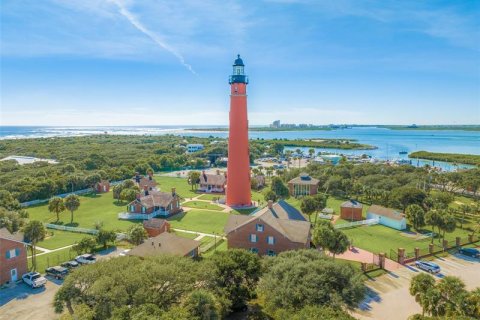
[113,200,127,207]
[65,222,79,227]
[83,193,100,199]
[167,212,187,222]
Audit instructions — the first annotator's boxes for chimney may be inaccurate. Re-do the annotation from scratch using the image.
[216,169,220,175]
[268,200,273,209]
[136,193,141,200]
[143,185,149,196]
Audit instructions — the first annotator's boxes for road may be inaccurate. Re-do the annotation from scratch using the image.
[354,253,480,320]
[0,280,61,320]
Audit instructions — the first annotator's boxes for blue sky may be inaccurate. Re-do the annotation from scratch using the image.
[1,0,479,126]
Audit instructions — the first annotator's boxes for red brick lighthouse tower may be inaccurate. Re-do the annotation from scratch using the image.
[226,55,252,207]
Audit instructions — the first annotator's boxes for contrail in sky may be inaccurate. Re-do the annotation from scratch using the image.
[109,0,196,75]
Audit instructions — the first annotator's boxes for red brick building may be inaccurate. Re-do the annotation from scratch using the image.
[340,200,363,221]
[127,188,181,218]
[95,180,110,193]
[0,228,28,285]
[133,172,158,192]
[224,200,311,256]
[143,218,170,237]
[288,173,319,197]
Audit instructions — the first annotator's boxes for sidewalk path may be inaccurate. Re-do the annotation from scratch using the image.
[28,244,75,258]
[333,247,401,271]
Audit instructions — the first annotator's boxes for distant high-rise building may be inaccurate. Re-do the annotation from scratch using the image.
[226,55,251,207]
[271,120,281,128]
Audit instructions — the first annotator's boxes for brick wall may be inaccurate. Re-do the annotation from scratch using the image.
[227,218,309,255]
[0,239,28,284]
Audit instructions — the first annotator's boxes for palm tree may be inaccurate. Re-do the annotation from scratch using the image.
[439,212,456,241]
[459,204,472,229]
[425,209,442,243]
[409,273,435,316]
[64,194,81,224]
[23,221,46,271]
[437,276,466,314]
[48,197,65,222]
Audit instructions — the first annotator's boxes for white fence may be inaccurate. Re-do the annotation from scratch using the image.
[335,218,379,229]
[20,181,124,207]
[45,223,99,235]
[118,209,169,220]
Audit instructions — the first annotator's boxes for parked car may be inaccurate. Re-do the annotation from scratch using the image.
[75,253,96,265]
[415,261,441,273]
[45,266,69,279]
[459,247,480,258]
[22,272,47,288]
[61,260,79,269]
[119,249,130,257]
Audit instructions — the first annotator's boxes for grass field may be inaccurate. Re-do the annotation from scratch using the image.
[167,209,230,234]
[27,191,140,231]
[37,230,89,250]
[198,194,224,201]
[172,230,200,239]
[182,201,224,211]
[29,247,76,272]
[342,224,472,254]
[202,239,228,257]
[154,175,198,198]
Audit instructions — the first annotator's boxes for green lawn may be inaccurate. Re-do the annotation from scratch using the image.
[172,230,200,239]
[198,194,224,201]
[167,209,230,235]
[155,175,198,198]
[29,247,76,272]
[182,201,224,211]
[37,230,89,250]
[202,239,228,257]
[342,224,471,254]
[27,191,140,231]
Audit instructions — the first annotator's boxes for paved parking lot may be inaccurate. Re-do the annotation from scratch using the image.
[354,252,480,320]
[0,279,60,320]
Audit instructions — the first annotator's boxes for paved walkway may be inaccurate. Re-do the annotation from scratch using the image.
[333,247,401,271]
[28,244,75,258]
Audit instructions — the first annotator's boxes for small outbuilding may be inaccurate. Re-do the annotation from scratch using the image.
[366,205,407,230]
[96,180,110,193]
[340,200,363,221]
[143,218,170,238]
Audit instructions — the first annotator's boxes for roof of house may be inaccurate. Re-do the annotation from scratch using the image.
[200,173,226,185]
[133,191,177,209]
[341,200,363,209]
[127,232,200,257]
[224,201,310,244]
[368,205,405,221]
[138,177,158,189]
[97,180,109,186]
[288,173,319,185]
[143,218,168,229]
[0,228,24,243]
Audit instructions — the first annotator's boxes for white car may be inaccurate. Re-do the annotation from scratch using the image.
[75,253,96,265]
[22,272,47,288]
[119,249,130,257]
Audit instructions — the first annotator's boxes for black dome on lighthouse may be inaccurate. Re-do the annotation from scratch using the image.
[233,54,244,66]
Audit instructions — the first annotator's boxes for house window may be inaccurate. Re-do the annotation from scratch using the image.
[267,236,275,245]
[256,224,264,232]
[6,248,19,259]
[130,205,135,213]
[250,234,257,243]
[250,248,258,254]
[267,250,276,256]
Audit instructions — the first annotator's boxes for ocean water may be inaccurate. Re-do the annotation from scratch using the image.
[0,126,479,168]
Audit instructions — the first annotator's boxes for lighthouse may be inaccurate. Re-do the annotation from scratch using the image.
[226,55,252,207]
